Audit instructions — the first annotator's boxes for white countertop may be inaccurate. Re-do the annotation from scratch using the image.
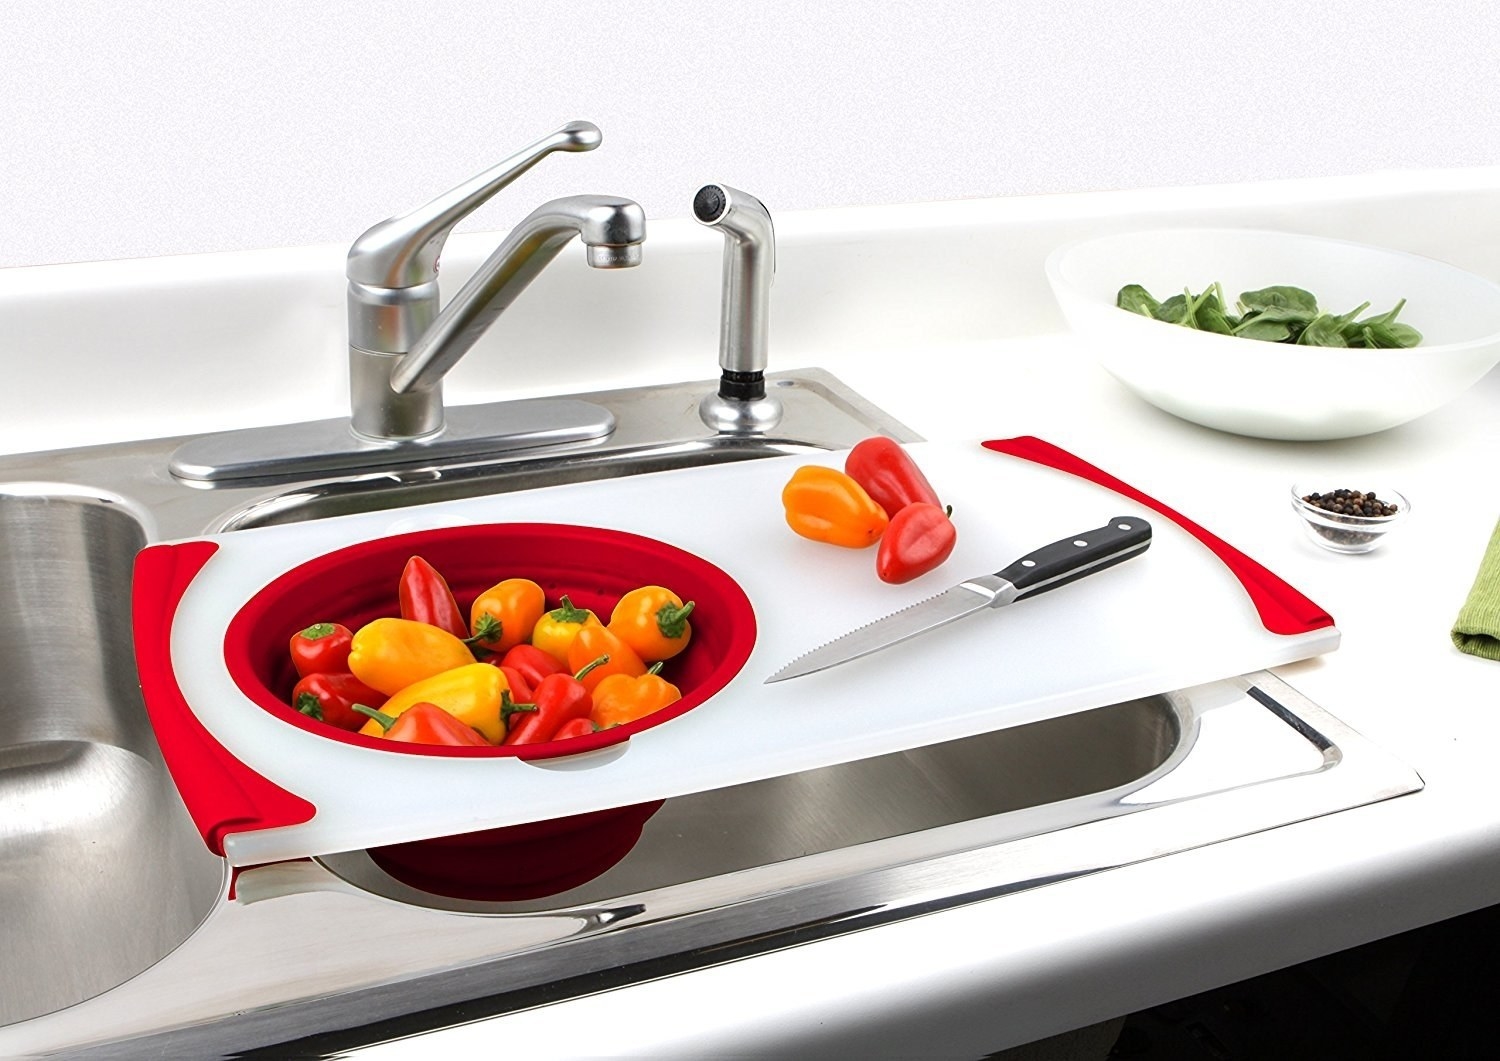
[6,168,1500,1057]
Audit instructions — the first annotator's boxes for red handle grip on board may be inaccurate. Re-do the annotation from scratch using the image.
[132,540,316,856]
[982,436,1334,636]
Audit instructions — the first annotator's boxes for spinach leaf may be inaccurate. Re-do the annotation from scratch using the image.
[1298,314,1349,347]
[1239,286,1319,315]
[1354,320,1423,348]
[1154,293,1191,326]
[1234,316,1293,342]
[1117,284,1161,318]
[1345,298,1422,348]
[1189,284,1235,334]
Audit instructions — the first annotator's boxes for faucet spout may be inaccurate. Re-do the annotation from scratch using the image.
[388,195,646,399]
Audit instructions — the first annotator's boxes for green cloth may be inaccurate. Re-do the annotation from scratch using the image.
[1453,518,1500,660]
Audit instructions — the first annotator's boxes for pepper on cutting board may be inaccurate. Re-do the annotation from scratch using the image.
[288,622,353,679]
[292,671,387,732]
[503,655,610,746]
[608,585,694,662]
[876,502,958,584]
[469,577,546,655]
[844,436,943,515]
[589,664,682,729]
[781,465,889,548]
[347,617,476,696]
[354,701,491,747]
[355,662,524,743]
[397,556,469,640]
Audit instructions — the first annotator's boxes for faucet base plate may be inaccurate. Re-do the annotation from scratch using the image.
[168,398,617,484]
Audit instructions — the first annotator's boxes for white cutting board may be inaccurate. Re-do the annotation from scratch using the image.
[149,439,1338,866]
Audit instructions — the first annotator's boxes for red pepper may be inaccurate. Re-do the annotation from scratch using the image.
[497,664,535,704]
[397,556,468,639]
[503,656,609,746]
[289,622,353,678]
[497,643,568,690]
[845,437,942,516]
[354,701,492,747]
[876,502,957,584]
[551,717,597,741]
[292,671,387,732]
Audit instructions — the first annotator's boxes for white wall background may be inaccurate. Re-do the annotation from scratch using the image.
[4,0,1500,269]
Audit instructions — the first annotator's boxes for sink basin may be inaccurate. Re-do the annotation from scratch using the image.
[321,692,1187,913]
[0,486,224,1026]
[0,370,1422,1059]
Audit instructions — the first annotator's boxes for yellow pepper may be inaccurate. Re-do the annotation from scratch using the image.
[781,465,889,548]
[469,577,546,655]
[347,617,475,696]
[356,662,517,744]
[589,666,682,729]
[530,595,601,665]
[608,585,694,663]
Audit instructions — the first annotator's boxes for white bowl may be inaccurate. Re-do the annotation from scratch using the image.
[1045,228,1500,440]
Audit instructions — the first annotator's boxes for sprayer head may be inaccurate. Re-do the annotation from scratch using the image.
[693,184,730,225]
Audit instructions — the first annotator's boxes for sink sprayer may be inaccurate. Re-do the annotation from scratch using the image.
[693,184,784,434]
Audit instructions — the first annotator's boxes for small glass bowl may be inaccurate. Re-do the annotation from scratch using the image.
[1290,484,1410,554]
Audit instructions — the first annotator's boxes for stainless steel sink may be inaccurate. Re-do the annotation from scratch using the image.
[0,487,224,1027]
[0,370,1423,1059]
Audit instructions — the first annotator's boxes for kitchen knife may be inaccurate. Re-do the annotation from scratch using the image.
[765,515,1152,683]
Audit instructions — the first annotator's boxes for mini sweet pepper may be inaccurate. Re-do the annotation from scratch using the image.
[347,617,476,696]
[781,465,889,548]
[355,662,524,743]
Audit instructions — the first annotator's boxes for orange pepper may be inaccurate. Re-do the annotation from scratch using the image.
[567,623,646,694]
[355,662,526,744]
[469,577,546,655]
[589,666,682,729]
[347,617,475,696]
[608,585,694,663]
[530,595,601,665]
[781,465,888,548]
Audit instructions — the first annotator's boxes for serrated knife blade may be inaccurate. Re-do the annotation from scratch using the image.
[764,515,1152,683]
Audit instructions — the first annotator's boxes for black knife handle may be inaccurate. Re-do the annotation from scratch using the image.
[995,516,1152,601]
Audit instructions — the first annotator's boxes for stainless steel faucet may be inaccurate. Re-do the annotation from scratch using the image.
[345,122,644,441]
[170,121,646,482]
[694,184,783,433]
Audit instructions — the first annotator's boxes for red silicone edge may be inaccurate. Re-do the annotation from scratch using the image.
[981,437,1334,636]
[132,541,317,856]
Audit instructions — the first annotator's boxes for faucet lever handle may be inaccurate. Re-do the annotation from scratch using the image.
[346,121,602,290]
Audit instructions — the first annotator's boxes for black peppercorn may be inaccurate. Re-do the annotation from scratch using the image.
[1298,486,1401,548]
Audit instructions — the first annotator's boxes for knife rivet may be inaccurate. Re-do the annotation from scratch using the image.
[1021,559,1036,567]
[1073,539,1088,547]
